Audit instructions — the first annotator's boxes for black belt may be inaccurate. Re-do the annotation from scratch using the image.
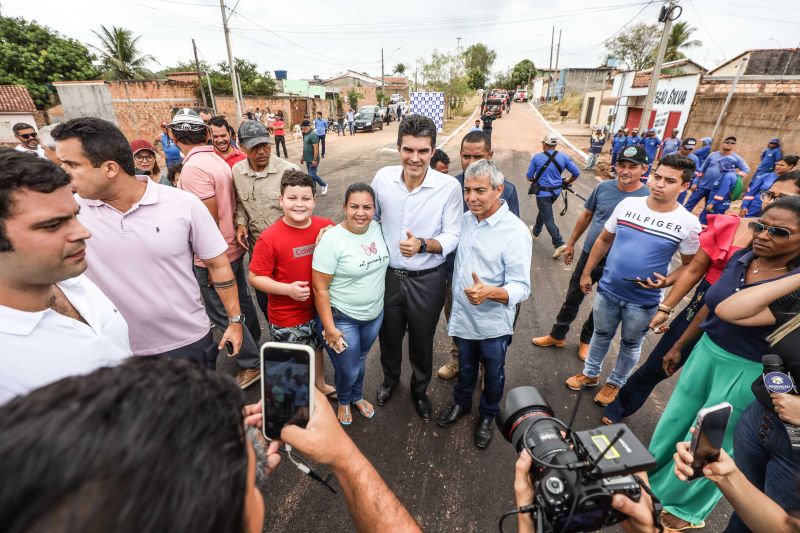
[389,265,443,278]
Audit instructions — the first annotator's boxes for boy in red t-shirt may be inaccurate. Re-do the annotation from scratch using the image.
[248,170,335,396]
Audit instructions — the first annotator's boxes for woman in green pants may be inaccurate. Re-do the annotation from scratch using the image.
[648,197,800,531]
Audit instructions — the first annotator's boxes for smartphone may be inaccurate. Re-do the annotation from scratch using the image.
[332,338,349,354]
[687,402,733,481]
[260,342,315,440]
[622,277,644,283]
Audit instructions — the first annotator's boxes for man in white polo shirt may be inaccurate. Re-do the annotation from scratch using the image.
[371,114,462,421]
[53,118,246,376]
[0,150,131,404]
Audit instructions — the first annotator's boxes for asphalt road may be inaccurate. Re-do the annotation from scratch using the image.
[224,106,732,532]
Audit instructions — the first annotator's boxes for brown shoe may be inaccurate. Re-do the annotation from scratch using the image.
[437,356,459,380]
[235,368,261,389]
[577,342,590,362]
[565,373,600,391]
[594,383,620,406]
[531,335,566,348]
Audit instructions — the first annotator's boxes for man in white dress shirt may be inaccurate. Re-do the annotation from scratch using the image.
[0,150,131,404]
[371,114,462,421]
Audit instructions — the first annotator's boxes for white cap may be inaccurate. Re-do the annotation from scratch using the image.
[543,133,559,145]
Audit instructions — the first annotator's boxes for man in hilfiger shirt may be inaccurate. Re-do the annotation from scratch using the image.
[565,153,701,408]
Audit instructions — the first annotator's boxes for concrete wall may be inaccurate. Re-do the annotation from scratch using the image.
[682,78,800,174]
[55,82,117,124]
[0,112,37,143]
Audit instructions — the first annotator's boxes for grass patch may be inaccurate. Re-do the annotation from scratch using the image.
[538,93,583,121]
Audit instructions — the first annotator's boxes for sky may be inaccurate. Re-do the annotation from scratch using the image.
[6,0,800,80]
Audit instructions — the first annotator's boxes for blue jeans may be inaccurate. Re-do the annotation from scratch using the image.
[725,402,800,532]
[193,256,261,370]
[322,308,383,405]
[610,150,620,168]
[306,162,327,188]
[583,291,657,387]
[454,335,511,418]
[533,195,564,247]
[585,152,600,170]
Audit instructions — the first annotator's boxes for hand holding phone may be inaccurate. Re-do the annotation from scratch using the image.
[260,342,315,440]
[687,402,732,481]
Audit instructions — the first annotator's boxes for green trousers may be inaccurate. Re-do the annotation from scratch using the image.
[648,333,762,524]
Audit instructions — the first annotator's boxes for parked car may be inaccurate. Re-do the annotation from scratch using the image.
[390,94,406,104]
[353,107,383,132]
[515,90,528,102]
[483,97,505,118]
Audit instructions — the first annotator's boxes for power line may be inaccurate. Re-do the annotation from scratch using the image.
[561,0,658,57]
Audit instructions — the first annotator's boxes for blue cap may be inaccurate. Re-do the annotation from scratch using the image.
[702,137,712,145]
[770,138,780,145]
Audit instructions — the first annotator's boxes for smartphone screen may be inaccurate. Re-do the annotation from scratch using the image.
[260,342,314,440]
[688,403,732,480]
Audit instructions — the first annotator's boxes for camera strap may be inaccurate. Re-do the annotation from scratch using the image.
[634,474,664,533]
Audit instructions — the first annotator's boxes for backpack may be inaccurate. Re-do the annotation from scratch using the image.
[730,174,745,201]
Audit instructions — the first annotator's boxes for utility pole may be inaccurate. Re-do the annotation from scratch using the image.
[554,29,562,100]
[711,57,747,142]
[192,39,208,108]
[218,0,242,126]
[205,72,216,114]
[381,48,385,98]
[547,26,554,101]
[639,0,676,132]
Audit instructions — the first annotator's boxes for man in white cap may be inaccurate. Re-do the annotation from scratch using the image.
[525,133,581,258]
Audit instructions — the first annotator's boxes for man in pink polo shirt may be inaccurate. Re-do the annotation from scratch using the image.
[170,108,262,388]
[52,117,244,371]
[209,116,247,168]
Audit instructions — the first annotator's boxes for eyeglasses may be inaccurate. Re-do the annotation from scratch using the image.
[723,140,736,145]
[759,190,793,202]
[748,221,800,242]
[134,153,155,162]
[18,132,37,139]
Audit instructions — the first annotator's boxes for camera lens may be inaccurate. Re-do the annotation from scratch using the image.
[497,387,558,451]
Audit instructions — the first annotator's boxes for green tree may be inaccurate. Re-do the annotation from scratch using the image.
[604,22,658,71]
[376,88,386,106]
[0,16,98,108]
[492,67,514,90]
[462,43,496,90]
[392,63,406,75]
[664,21,702,63]
[163,58,277,97]
[347,89,361,110]
[91,25,158,80]
[510,59,537,89]
[420,49,471,114]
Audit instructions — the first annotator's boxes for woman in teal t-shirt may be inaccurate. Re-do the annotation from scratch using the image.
[312,183,390,425]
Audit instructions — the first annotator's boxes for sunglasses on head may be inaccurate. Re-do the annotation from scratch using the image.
[748,221,800,242]
[19,132,37,139]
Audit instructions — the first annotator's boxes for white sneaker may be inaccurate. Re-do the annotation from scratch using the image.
[321,185,328,196]
[553,244,567,259]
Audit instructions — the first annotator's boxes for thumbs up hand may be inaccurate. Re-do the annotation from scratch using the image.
[464,272,490,305]
[399,229,423,257]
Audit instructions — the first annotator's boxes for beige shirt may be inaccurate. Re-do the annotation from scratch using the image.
[232,155,300,243]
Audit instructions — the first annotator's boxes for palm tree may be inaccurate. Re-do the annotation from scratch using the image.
[392,63,407,76]
[91,25,158,80]
[664,21,702,63]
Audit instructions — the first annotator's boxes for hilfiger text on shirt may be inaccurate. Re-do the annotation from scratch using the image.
[623,211,682,233]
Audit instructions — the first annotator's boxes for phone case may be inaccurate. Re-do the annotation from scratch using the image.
[259,342,315,440]
[687,402,732,481]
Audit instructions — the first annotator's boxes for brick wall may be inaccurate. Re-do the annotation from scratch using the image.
[108,80,199,143]
[214,96,334,128]
[682,78,800,173]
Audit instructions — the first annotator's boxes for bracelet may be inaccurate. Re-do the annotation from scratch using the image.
[212,279,237,289]
[657,304,674,314]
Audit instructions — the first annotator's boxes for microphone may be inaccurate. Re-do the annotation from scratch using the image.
[761,354,800,449]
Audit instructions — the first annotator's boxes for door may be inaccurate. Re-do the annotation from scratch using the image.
[647,110,657,129]
[665,111,682,136]
[625,107,642,130]
[290,99,307,127]
[584,97,595,125]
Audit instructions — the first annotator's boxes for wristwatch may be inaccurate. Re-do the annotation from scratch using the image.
[418,238,428,254]
[228,313,246,325]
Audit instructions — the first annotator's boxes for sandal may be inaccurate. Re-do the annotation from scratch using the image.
[337,404,352,425]
[601,416,615,426]
[352,399,375,419]
[661,510,705,531]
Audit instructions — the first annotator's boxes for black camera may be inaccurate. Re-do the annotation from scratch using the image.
[497,387,656,533]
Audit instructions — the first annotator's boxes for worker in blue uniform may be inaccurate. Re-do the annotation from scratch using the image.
[685,136,749,212]
[675,137,699,205]
[624,127,642,147]
[754,138,783,177]
[610,128,627,171]
[740,155,798,217]
[526,133,581,258]
[660,128,682,158]
[693,137,713,168]
[701,155,738,224]
[640,129,662,179]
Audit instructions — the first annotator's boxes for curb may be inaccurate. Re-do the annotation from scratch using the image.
[527,102,589,162]
[437,106,480,149]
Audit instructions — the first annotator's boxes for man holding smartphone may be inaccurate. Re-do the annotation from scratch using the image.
[565,153,701,407]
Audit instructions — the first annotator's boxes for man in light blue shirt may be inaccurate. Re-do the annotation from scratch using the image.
[313,112,328,158]
[436,159,532,449]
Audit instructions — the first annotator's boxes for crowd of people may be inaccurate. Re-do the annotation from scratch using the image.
[1,97,799,533]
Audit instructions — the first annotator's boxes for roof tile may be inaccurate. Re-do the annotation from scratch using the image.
[0,85,37,113]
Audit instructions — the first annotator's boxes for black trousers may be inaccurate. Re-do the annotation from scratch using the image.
[549,250,607,344]
[274,135,287,158]
[379,266,446,397]
[156,330,218,369]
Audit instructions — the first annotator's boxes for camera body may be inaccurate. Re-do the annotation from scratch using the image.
[498,387,656,533]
